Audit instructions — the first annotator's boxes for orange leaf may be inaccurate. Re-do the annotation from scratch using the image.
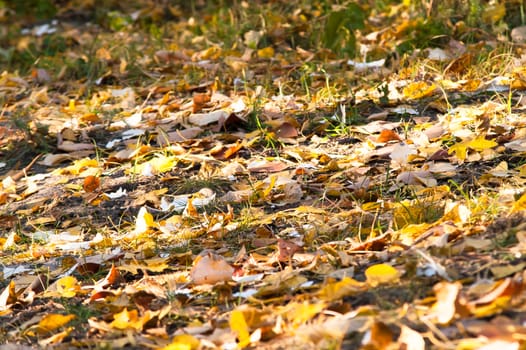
[83,175,100,193]
[192,93,210,113]
[377,129,401,143]
[211,140,244,160]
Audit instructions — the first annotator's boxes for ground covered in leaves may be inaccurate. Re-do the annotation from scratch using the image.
[2,0,526,349]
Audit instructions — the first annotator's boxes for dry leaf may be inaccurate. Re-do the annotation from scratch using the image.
[190,252,234,285]
[365,263,400,287]
[83,175,100,193]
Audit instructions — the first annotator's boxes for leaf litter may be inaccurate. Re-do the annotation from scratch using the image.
[1,1,526,349]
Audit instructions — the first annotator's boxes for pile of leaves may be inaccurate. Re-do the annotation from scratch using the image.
[2,0,526,348]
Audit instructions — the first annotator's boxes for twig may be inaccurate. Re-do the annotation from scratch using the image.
[8,153,42,182]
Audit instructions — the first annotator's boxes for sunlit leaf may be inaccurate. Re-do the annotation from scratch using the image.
[56,276,80,298]
[365,264,400,287]
[133,206,155,235]
[403,81,437,99]
[36,314,75,334]
[230,309,251,348]
[60,158,99,175]
[111,308,145,331]
[430,281,461,325]
[510,192,526,213]
[162,334,200,350]
[38,327,73,346]
[398,325,425,350]
[281,301,325,327]
[318,277,366,301]
[0,280,18,310]
[190,253,234,285]
[468,136,498,151]
[83,175,100,193]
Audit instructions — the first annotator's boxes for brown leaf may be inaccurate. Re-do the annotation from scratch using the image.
[277,238,303,262]
[275,122,298,139]
[247,159,289,173]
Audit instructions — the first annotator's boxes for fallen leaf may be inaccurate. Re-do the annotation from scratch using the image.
[36,314,75,334]
[56,276,81,298]
[365,263,400,287]
[162,334,201,350]
[398,325,425,350]
[430,281,462,325]
[190,252,234,285]
[111,308,145,331]
[83,175,100,193]
[377,129,402,143]
[229,309,251,348]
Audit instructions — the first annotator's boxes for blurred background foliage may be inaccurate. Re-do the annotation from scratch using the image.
[0,0,524,75]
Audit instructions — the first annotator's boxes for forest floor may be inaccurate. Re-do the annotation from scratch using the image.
[2,1,526,349]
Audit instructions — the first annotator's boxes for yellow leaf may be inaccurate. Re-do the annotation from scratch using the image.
[281,301,325,327]
[150,155,177,173]
[162,334,200,350]
[402,81,436,99]
[0,280,18,308]
[56,276,80,298]
[130,155,177,175]
[37,314,75,334]
[229,309,251,348]
[134,206,155,235]
[318,277,366,301]
[467,136,497,151]
[482,2,506,24]
[200,46,222,60]
[38,327,73,346]
[470,296,510,318]
[510,192,526,213]
[68,99,76,112]
[448,140,468,161]
[442,202,471,223]
[111,308,143,331]
[365,264,400,287]
[448,136,497,162]
[262,175,277,198]
[60,158,99,175]
[397,223,430,244]
[257,46,275,59]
